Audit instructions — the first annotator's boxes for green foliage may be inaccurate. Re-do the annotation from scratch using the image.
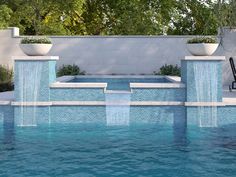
[0,65,14,92]
[0,5,12,29]
[168,0,218,35]
[187,37,217,44]
[0,65,13,82]
[21,37,52,44]
[154,64,181,76]
[81,0,177,35]
[0,0,235,35]
[1,0,84,35]
[57,64,85,77]
[215,0,236,28]
[0,82,14,92]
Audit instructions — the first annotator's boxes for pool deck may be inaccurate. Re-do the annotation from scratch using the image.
[1,86,236,106]
[222,86,236,105]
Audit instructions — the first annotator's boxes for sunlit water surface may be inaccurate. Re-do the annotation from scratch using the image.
[0,124,235,177]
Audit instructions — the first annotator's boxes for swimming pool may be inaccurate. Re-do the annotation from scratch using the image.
[0,52,235,176]
[0,124,235,176]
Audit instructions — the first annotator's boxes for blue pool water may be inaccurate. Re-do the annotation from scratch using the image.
[69,77,170,90]
[0,124,235,177]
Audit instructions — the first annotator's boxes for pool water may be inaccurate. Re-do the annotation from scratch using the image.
[69,77,170,90]
[0,124,235,177]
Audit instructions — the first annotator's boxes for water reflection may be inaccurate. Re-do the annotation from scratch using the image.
[3,117,15,150]
[173,109,188,147]
[214,124,236,150]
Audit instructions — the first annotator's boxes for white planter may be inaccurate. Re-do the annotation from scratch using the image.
[20,44,53,56]
[187,43,219,56]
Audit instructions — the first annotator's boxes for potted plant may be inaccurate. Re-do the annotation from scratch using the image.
[20,37,52,56]
[186,37,219,56]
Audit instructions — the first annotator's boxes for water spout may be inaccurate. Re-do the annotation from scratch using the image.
[193,62,218,127]
[18,62,43,126]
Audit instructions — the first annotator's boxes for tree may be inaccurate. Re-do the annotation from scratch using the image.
[1,0,84,35]
[168,0,218,35]
[1,0,233,35]
[81,0,177,35]
[0,5,12,29]
[215,0,236,28]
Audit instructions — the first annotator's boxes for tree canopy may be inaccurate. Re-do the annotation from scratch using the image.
[0,0,235,35]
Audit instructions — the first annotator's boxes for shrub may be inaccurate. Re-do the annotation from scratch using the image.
[57,64,85,77]
[21,37,52,44]
[0,82,14,92]
[0,65,13,92]
[187,37,217,44]
[154,64,181,76]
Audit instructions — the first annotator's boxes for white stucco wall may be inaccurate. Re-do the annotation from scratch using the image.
[0,27,236,85]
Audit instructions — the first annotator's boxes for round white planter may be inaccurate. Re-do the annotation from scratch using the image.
[187,43,219,56]
[20,44,53,56]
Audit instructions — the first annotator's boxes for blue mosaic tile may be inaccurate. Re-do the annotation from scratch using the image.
[0,105,14,128]
[14,106,50,126]
[131,88,186,101]
[130,106,186,125]
[50,106,106,124]
[218,106,236,126]
[48,105,186,126]
[187,106,236,126]
[50,88,106,101]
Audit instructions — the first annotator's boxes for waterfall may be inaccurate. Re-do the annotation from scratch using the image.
[193,62,218,127]
[105,91,131,126]
[18,62,43,126]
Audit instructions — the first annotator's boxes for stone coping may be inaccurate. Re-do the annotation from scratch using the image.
[183,56,226,61]
[56,76,75,82]
[130,83,185,88]
[50,82,185,89]
[6,100,236,106]
[11,102,52,106]
[165,76,181,83]
[54,75,185,89]
[10,101,228,106]
[11,101,184,106]
[0,101,11,105]
[223,98,236,105]
[50,82,107,88]
[12,56,59,60]
[8,26,216,39]
[185,102,225,106]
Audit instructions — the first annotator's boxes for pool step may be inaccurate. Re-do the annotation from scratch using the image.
[104,90,131,94]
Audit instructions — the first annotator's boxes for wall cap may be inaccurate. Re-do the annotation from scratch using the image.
[12,56,59,61]
[183,56,226,61]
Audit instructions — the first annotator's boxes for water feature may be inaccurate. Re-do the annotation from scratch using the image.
[17,62,43,126]
[193,62,218,127]
[105,91,131,126]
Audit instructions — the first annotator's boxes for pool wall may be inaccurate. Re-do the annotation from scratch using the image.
[1,55,235,127]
